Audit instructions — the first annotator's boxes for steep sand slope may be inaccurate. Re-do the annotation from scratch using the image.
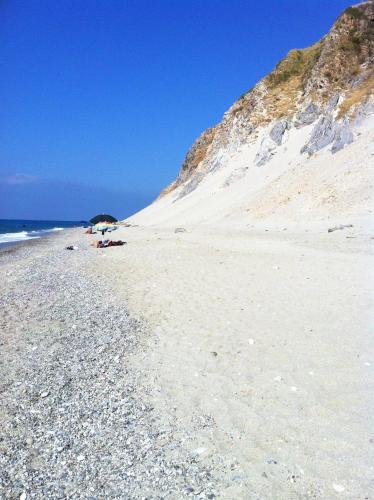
[130,114,374,229]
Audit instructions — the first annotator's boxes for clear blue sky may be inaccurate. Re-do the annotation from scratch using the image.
[1,0,354,220]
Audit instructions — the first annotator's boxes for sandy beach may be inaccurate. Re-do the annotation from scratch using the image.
[0,231,220,499]
[2,222,372,498]
[105,222,374,499]
[2,1,374,498]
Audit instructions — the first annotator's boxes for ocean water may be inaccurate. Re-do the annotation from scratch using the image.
[0,219,83,248]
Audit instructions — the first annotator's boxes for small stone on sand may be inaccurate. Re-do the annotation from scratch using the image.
[192,447,207,456]
[332,483,345,493]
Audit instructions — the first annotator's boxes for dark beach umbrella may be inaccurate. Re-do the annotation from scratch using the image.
[90,214,118,225]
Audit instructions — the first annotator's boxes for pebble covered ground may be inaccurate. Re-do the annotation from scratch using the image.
[0,233,219,499]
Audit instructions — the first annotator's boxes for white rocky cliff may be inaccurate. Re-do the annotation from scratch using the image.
[130,2,374,228]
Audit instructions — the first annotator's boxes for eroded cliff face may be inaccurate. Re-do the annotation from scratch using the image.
[160,1,374,199]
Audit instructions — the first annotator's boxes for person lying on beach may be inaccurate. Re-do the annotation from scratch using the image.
[90,240,126,248]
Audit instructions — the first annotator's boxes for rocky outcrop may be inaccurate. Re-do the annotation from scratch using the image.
[158,127,217,198]
[269,120,289,145]
[301,114,354,155]
[254,120,289,167]
[331,119,354,153]
[254,137,277,167]
[301,115,336,155]
[353,98,374,125]
[176,128,217,185]
[159,1,374,198]
[294,103,320,128]
[175,173,205,200]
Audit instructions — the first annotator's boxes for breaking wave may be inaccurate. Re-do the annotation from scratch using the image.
[0,227,65,245]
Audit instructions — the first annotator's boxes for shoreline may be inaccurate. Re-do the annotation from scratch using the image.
[0,227,78,254]
[0,228,221,498]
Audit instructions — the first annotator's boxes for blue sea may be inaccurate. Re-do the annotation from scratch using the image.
[0,219,84,248]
